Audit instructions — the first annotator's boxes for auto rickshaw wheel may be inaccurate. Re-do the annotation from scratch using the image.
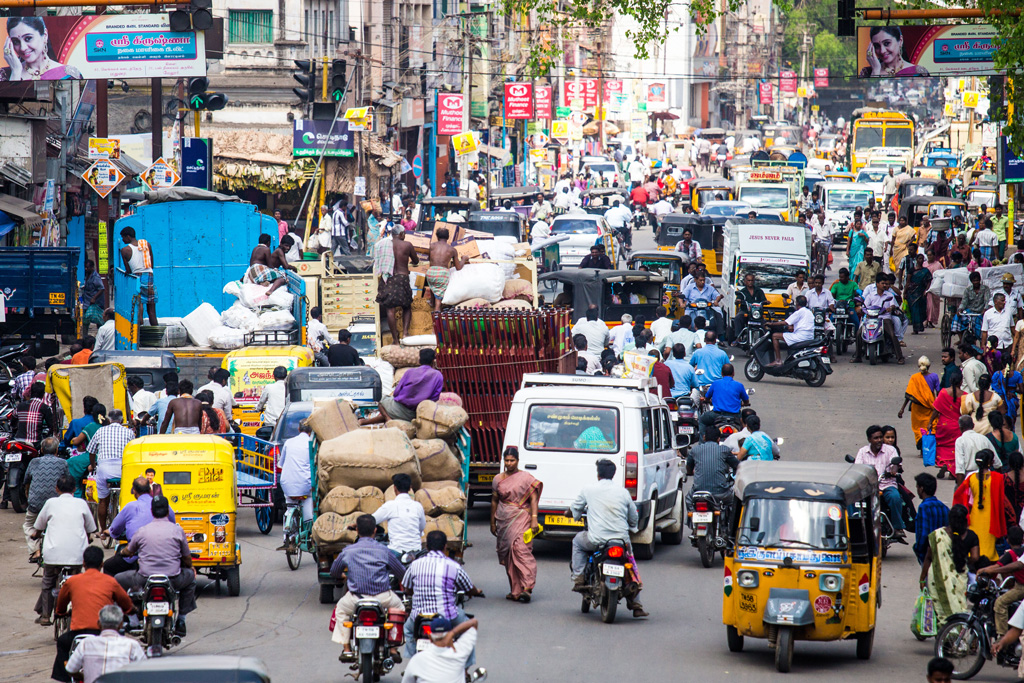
[726,626,744,652]
[319,584,335,604]
[226,567,241,597]
[855,628,874,660]
[774,626,794,673]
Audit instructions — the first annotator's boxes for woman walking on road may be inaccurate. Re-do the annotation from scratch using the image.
[953,449,1007,564]
[960,373,1004,436]
[919,504,975,624]
[929,369,965,479]
[898,356,938,450]
[491,446,542,603]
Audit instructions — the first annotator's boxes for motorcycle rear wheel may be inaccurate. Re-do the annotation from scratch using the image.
[935,618,986,679]
[600,587,618,624]
[805,363,827,387]
[360,652,374,683]
[9,479,26,513]
[698,535,715,568]
[867,344,878,366]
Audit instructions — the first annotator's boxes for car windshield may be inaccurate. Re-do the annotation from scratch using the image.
[350,331,376,356]
[273,405,312,442]
[738,186,789,209]
[827,189,873,209]
[551,219,600,235]
[525,405,619,453]
[885,126,913,148]
[588,164,616,174]
[741,263,807,290]
[737,498,849,550]
[697,189,730,204]
[857,170,886,183]
[468,219,519,238]
[631,258,682,283]
[854,126,884,150]
[703,204,747,217]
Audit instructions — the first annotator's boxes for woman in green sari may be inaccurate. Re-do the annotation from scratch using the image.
[919,504,979,624]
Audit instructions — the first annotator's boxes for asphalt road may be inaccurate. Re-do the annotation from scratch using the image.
[0,227,1011,682]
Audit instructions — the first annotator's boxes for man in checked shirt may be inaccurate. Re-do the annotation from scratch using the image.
[402,530,485,666]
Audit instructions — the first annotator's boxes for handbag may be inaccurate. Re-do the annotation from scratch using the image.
[920,429,937,467]
[328,606,337,632]
[911,588,937,638]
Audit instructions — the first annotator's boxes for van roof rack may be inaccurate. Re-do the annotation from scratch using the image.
[520,372,656,391]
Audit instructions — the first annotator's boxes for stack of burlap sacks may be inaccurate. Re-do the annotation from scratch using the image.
[308,397,470,551]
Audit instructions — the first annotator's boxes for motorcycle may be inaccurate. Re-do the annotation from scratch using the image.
[693,369,749,441]
[667,396,698,456]
[734,302,767,354]
[52,565,80,641]
[859,306,898,365]
[343,599,406,683]
[833,299,858,356]
[0,342,30,380]
[578,538,634,624]
[3,439,39,513]
[812,308,836,362]
[844,453,916,557]
[688,491,729,568]
[743,324,831,387]
[935,576,1022,679]
[128,574,181,657]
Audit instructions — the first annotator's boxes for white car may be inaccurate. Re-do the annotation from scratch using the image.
[819,182,875,238]
[550,212,616,268]
[855,167,889,202]
[585,162,620,188]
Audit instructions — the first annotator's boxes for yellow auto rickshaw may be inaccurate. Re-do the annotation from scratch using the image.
[221,346,314,434]
[723,461,880,673]
[47,362,130,427]
[122,435,244,596]
[690,179,735,213]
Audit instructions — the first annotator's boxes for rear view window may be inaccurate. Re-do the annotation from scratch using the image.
[525,405,619,453]
[164,471,191,485]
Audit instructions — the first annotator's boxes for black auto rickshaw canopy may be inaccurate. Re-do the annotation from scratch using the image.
[467,211,525,241]
[657,213,709,248]
[285,366,382,403]
[541,269,666,323]
[733,461,878,506]
[417,197,481,234]
[898,178,951,204]
[489,185,541,205]
[95,656,271,683]
[89,350,178,392]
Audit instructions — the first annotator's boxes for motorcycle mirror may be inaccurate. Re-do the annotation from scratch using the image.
[891,456,903,465]
[844,454,856,463]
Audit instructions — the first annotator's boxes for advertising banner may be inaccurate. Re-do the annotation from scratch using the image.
[82,159,124,199]
[504,82,533,119]
[813,67,829,88]
[88,138,120,159]
[564,80,585,107]
[551,120,569,143]
[436,92,464,136]
[758,81,773,105]
[856,24,998,77]
[292,120,354,157]
[780,71,798,95]
[0,14,204,81]
[453,131,477,156]
[181,137,211,190]
[140,157,179,191]
[582,78,598,108]
[534,85,552,119]
[603,79,623,104]
[647,82,667,110]
[1003,137,1024,184]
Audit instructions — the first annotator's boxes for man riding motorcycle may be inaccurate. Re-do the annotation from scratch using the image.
[686,426,739,512]
[697,363,750,440]
[330,514,407,663]
[851,273,905,365]
[855,425,907,543]
[680,273,725,338]
[102,477,176,577]
[731,272,768,345]
[569,459,648,619]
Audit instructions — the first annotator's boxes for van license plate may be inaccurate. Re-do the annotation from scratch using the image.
[146,602,169,616]
[692,512,713,523]
[545,515,584,527]
[602,564,625,577]
[355,626,380,639]
[477,474,495,483]
[5,453,21,462]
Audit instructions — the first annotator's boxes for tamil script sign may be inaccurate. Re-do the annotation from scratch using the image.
[140,157,179,191]
[0,15,204,80]
[292,119,354,157]
[436,92,464,136]
[82,159,124,198]
[857,24,999,77]
[504,82,533,119]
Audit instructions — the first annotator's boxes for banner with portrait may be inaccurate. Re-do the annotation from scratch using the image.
[0,14,205,82]
[856,24,998,78]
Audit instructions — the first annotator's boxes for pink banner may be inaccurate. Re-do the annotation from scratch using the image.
[504,82,533,120]
[603,79,622,103]
[564,80,585,105]
[780,70,797,95]
[436,92,464,135]
[534,85,552,119]
[582,78,598,108]
[759,82,773,105]
[814,67,829,88]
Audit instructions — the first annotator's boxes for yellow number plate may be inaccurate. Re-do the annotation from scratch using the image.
[49,292,65,305]
[545,515,584,527]
[477,474,495,483]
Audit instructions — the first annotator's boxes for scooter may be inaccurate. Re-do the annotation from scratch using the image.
[3,439,40,513]
[859,306,898,365]
[812,308,836,362]
[743,325,831,387]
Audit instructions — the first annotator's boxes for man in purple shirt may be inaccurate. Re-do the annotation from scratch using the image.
[102,477,175,576]
[855,424,906,542]
[114,495,196,635]
[360,348,443,425]
[851,273,904,364]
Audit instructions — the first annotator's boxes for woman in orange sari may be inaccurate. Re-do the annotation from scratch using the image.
[929,369,964,479]
[490,446,542,602]
[899,355,939,449]
[953,448,1009,563]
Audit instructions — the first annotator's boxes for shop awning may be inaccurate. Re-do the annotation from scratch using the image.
[0,193,42,235]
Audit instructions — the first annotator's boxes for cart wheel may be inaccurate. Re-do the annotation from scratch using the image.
[940,313,952,350]
[226,567,241,597]
[255,507,274,535]
[319,584,335,604]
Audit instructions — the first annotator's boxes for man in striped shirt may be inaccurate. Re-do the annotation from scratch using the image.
[86,410,135,532]
[330,514,406,662]
[65,604,144,683]
[402,531,484,665]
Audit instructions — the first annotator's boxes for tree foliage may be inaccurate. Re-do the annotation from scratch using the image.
[779,3,855,77]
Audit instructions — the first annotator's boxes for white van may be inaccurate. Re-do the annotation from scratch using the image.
[504,373,684,559]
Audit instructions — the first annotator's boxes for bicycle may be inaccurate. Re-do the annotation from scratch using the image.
[101,480,121,549]
[281,496,307,571]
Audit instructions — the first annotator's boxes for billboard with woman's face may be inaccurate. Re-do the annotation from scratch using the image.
[0,14,204,82]
[857,24,998,78]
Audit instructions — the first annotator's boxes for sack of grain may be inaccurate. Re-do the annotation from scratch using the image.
[414,401,469,440]
[415,486,466,517]
[311,511,361,547]
[502,279,534,302]
[412,439,463,483]
[387,420,417,440]
[454,297,491,309]
[437,392,463,408]
[318,428,422,492]
[380,344,425,369]
[423,514,464,542]
[492,299,531,310]
[306,401,360,442]
[356,486,385,514]
[320,485,360,515]
[420,480,461,491]
[393,367,412,387]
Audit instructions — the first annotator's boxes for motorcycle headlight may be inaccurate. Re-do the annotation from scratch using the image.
[737,570,759,588]
[751,309,761,320]
[819,573,843,592]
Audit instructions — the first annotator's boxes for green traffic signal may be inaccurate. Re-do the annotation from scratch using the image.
[331,89,343,102]
[189,94,204,110]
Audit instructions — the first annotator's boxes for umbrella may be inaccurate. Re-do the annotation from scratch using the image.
[649,111,679,120]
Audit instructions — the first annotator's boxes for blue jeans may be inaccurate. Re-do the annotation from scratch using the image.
[404,606,475,667]
[881,486,904,531]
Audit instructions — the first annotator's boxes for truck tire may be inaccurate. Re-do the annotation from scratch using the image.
[319,584,335,604]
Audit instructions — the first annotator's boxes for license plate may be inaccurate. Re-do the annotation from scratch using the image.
[4,453,21,463]
[416,639,430,652]
[602,563,625,577]
[692,512,713,523]
[545,514,584,527]
[355,626,380,639]
[821,357,831,364]
[146,602,170,616]
[477,474,495,483]
[679,425,694,434]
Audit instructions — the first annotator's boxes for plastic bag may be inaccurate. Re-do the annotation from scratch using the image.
[441,263,505,305]
[221,302,259,332]
[264,287,295,311]
[911,589,937,638]
[207,325,246,350]
[223,280,243,299]
[921,430,937,468]
[238,283,270,309]
[257,309,296,330]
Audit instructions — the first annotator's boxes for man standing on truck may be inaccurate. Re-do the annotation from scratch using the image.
[119,226,158,327]
[374,224,419,340]
[159,380,202,434]
[427,227,468,313]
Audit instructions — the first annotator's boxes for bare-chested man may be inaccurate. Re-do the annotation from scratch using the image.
[373,224,419,338]
[426,227,468,312]
[243,234,290,296]
[271,235,298,272]
[160,379,202,434]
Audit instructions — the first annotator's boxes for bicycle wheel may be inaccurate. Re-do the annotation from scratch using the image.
[940,312,952,350]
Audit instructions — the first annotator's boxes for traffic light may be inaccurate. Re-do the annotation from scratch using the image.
[293,59,316,105]
[187,77,228,111]
[169,0,213,32]
[330,59,347,103]
[989,75,1006,122]
[837,0,855,37]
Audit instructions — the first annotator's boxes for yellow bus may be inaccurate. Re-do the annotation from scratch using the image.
[849,109,915,173]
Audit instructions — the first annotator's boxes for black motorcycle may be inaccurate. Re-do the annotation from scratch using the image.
[0,342,30,380]
[734,302,767,353]
[688,491,729,568]
[812,308,836,362]
[936,576,1022,679]
[344,599,402,683]
[833,299,858,356]
[668,396,698,454]
[128,575,181,657]
[3,439,40,513]
[743,324,831,387]
[578,539,634,624]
